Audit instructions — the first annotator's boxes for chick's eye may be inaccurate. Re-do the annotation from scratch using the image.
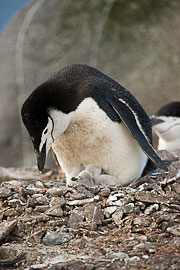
[44,128,48,134]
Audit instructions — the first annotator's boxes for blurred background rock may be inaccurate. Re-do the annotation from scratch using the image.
[0,0,179,168]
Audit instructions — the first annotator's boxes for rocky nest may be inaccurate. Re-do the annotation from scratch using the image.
[0,150,180,269]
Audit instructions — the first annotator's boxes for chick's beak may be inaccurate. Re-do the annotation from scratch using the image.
[35,141,47,172]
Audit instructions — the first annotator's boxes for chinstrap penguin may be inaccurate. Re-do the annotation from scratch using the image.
[21,64,167,186]
[152,101,180,151]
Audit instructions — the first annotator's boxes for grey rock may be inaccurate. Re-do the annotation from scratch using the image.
[104,206,117,218]
[112,252,130,261]
[8,199,24,208]
[138,235,148,242]
[26,187,43,195]
[133,216,152,227]
[144,204,159,215]
[48,219,64,227]
[0,220,17,241]
[135,191,166,203]
[32,194,49,205]
[84,203,103,225]
[42,231,73,246]
[112,209,123,225]
[30,263,48,269]
[170,204,180,211]
[107,199,124,207]
[25,207,33,214]
[147,248,155,254]
[67,195,100,206]
[0,0,180,168]
[46,187,64,197]
[107,193,125,201]
[167,225,180,236]
[135,201,146,209]
[27,197,39,207]
[50,196,66,208]
[125,240,139,248]
[129,256,140,262]
[121,203,134,214]
[98,187,111,197]
[133,243,149,251]
[68,208,85,229]
[0,187,12,198]
[172,182,180,194]
[3,208,19,217]
[46,206,63,217]
[34,205,50,213]
[142,255,149,259]
[35,181,45,189]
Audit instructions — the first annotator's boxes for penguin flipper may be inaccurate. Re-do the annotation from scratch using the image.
[107,97,168,171]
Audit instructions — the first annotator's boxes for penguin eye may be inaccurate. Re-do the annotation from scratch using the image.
[44,128,48,134]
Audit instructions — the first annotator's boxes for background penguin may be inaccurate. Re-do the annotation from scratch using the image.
[152,101,180,151]
[21,64,167,186]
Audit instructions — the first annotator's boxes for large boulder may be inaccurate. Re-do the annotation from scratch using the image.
[0,0,179,167]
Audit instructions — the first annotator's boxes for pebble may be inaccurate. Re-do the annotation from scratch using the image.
[30,263,49,269]
[46,187,64,196]
[167,225,180,236]
[104,206,117,218]
[42,231,73,246]
[133,242,148,251]
[67,195,100,206]
[84,203,103,225]
[133,216,152,227]
[98,187,111,197]
[0,187,12,198]
[34,205,49,213]
[135,191,166,203]
[35,181,45,189]
[46,206,63,217]
[144,204,159,215]
[126,240,139,248]
[32,194,49,205]
[112,209,123,225]
[0,220,17,241]
[50,196,66,207]
[27,197,39,207]
[112,252,130,262]
[68,208,85,229]
[129,256,140,262]
[48,219,64,226]
[142,255,149,259]
[8,199,24,208]
[135,201,146,209]
[107,193,125,202]
[4,208,18,217]
[121,203,134,214]
[0,157,180,269]
[172,183,180,194]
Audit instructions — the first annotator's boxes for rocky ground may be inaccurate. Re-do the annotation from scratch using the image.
[0,150,180,270]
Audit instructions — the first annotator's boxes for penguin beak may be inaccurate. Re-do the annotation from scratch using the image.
[36,141,47,172]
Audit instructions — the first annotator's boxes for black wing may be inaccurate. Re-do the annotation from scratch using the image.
[105,89,168,171]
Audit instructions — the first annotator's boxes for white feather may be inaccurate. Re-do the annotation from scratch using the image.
[153,116,180,151]
[50,97,148,186]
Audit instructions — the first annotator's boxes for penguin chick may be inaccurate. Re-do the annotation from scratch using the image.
[21,64,167,186]
[152,101,180,151]
[69,164,119,186]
